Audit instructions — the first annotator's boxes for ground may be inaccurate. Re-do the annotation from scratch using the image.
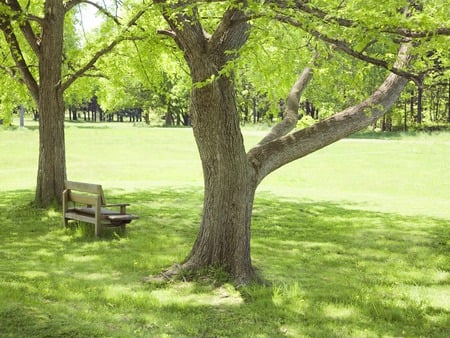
[0,119,449,337]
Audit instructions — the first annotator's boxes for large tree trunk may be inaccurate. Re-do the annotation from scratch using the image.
[165,8,257,283]
[184,74,257,284]
[34,0,66,207]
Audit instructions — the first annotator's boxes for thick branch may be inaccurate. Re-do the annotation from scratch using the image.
[2,0,41,55]
[248,43,412,183]
[209,5,250,55]
[0,21,39,103]
[156,2,208,61]
[256,65,314,146]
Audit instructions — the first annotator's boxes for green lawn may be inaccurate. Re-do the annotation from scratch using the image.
[1,119,449,337]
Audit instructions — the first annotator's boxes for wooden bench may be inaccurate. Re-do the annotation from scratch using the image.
[62,180,138,236]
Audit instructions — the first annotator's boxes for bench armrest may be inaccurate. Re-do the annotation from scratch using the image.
[103,203,130,214]
[103,203,130,207]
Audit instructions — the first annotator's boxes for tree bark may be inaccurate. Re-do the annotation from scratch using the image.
[417,81,423,124]
[34,0,66,206]
[184,75,257,284]
[448,80,450,122]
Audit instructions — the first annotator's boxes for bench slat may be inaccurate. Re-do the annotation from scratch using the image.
[65,180,106,205]
[64,212,98,225]
[65,181,102,194]
[68,191,99,206]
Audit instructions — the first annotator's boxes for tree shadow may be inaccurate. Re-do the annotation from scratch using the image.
[0,188,448,337]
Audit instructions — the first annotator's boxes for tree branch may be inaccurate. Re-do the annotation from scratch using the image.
[65,0,121,26]
[294,1,449,37]
[63,37,119,91]
[157,29,177,39]
[61,7,147,91]
[385,27,450,38]
[1,0,41,55]
[0,64,19,79]
[0,21,39,103]
[209,4,250,54]
[268,0,450,38]
[274,14,421,83]
[155,1,207,57]
[248,43,412,183]
[64,0,85,11]
[256,63,314,146]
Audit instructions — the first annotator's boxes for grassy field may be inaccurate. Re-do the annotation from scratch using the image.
[1,119,449,337]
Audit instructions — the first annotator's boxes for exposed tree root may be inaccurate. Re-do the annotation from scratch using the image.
[142,263,184,283]
[143,262,269,287]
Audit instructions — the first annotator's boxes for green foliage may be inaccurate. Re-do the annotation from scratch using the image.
[0,75,32,127]
[0,89,14,126]
[95,28,190,118]
[296,115,315,129]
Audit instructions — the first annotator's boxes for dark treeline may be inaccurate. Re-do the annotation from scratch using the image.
[67,96,144,123]
[18,79,447,131]
[379,80,450,131]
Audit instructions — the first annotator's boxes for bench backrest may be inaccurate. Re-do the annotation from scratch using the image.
[64,180,106,205]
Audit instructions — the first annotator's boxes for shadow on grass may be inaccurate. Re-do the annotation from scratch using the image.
[0,188,448,337]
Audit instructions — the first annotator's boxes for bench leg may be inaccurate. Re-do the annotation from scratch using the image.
[95,221,101,236]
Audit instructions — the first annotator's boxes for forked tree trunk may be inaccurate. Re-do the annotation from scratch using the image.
[157,7,258,283]
[34,0,66,206]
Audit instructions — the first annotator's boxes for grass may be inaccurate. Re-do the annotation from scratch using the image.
[0,119,449,337]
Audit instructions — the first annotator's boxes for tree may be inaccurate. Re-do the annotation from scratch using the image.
[150,0,449,284]
[95,30,191,125]
[0,0,146,206]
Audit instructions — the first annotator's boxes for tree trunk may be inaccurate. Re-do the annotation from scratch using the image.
[183,75,257,284]
[34,0,66,207]
[158,6,257,283]
[417,82,423,124]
